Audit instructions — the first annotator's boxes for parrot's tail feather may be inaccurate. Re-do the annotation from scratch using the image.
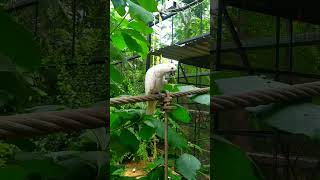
[146,101,157,115]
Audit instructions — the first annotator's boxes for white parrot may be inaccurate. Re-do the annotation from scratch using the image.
[145,63,177,115]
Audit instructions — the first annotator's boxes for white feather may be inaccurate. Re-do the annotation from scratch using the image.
[145,63,177,115]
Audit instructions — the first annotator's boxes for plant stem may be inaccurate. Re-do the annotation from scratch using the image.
[110,12,128,35]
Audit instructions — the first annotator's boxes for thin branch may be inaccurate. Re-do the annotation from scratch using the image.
[110,12,129,35]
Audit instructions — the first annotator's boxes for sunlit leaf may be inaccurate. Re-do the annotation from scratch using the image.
[111,33,127,50]
[128,0,153,24]
[128,20,153,35]
[137,0,158,12]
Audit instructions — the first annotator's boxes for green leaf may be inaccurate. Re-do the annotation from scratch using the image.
[137,0,158,12]
[126,29,150,46]
[150,120,188,149]
[122,31,143,53]
[128,0,154,24]
[111,0,127,16]
[139,123,155,140]
[110,64,123,84]
[111,33,127,50]
[128,20,153,35]
[0,10,40,71]
[110,109,144,129]
[110,129,140,155]
[259,103,320,140]
[191,94,209,106]
[213,135,265,180]
[141,165,164,179]
[80,128,108,151]
[162,84,180,92]
[176,154,201,180]
[177,85,198,92]
[110,42,125,62]
[169,104,191,123]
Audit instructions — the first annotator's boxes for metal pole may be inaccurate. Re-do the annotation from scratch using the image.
[288,17,293,84]
[146,34,151,71]
[164,111,169,180]
[275,16,280,80]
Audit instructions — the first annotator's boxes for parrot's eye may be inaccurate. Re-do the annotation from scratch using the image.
[171,67,174,70]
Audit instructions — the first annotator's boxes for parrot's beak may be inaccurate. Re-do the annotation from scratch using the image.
[169,71,176,76]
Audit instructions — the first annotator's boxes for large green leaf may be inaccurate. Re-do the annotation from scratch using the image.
[110,64,123,84]
[125,29,150,46]
[150,120,188,149]
[137,0,158,12]
[127,0,154,24]
[191,94,209,106]
[80,128,108,151]
[213,135,264,180]
[111,0,127,16]
[141,165,164,180]
[110,129,140,155]
[111,33,127,50]
[110,109,144,129]
[259,103,320,139]
[128,20,153,35]
[176,154,201,180]
[139,123,156,140]
[0,10,40,71]
[169,104,191,123]
[122,31,143,53]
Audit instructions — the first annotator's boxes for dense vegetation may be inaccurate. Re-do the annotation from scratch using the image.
[0,0,107,179]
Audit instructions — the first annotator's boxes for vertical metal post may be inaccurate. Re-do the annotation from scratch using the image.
[164,111,169,180]
[275,16,280,81]
[210,0,221,178]
[177,62,180,83]
[71,0,76,60]
[146,34,152,71]
[288,17,293,84]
